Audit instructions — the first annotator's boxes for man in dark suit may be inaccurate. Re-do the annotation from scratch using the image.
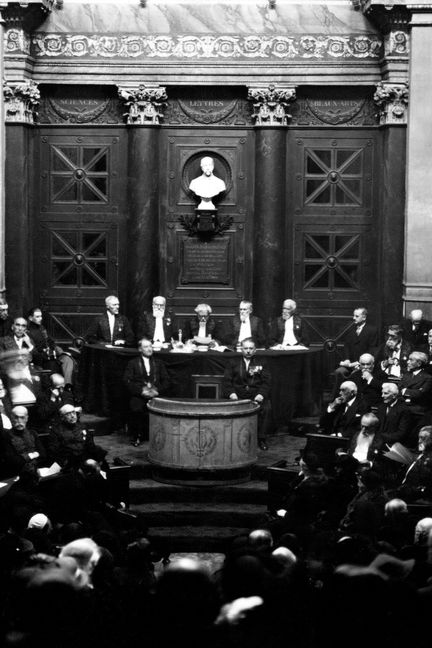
[399,351,432,425]
[183,303,221,347]
[123,338,170,446]
[0,301,12,339]
[402,309,431,351]
[376,382,414,449]
[331,307,378,398]
[268,299,309,348]
[34,373,75,433]
[222,337,271,450]
[136,295,175,344]
[375,324,412,383]
[396,425,432,502]
[319,380,369,439]
[425,328,432,375]
[221,300,267,349]
[85,295,134,347]
[350,353,385,409]
[0,317,34,354]
[27,307,75,386]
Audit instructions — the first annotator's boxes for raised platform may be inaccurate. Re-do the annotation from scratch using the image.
[98,430,306,552]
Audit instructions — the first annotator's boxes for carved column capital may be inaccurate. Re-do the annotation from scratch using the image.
[374,81,409,125]
[3,79,40,124]
[247,84,296,127]
[118,84,168,126]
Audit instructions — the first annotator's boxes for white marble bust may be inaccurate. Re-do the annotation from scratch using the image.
[189,156,226,210]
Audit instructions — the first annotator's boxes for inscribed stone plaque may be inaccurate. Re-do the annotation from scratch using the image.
[181,238,230,284]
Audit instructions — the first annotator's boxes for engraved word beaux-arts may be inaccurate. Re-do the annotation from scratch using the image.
[29,33,382,60]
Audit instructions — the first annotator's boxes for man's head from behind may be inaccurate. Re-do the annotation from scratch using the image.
[11,406,29,431]
[410,309,423,324]
[105,295,120,315]
[50,373,65,391]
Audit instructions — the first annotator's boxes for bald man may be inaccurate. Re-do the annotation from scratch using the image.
[268,299,309,348]
[349,353,385,408]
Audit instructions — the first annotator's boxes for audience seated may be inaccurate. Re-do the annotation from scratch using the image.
[402,309,431,351]
[85,295,134,347]
[136,295,175,344]
[123,337,170,446]
[27,307,76,386]
[222,337,271,450]
[221,300,267,349]
[375,324,413,382]
[338,466,389,539]
[319,380,369,439]
[268,299,309,348]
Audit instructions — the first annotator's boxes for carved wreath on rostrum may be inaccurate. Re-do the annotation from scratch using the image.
[179,213,233,237]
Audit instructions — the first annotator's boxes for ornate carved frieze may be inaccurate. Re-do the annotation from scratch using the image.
[118,85,167,125]
[164,98,252,126]
[4,28,31,55]
[31,33,382,61]
[248,85,296,127]
[290,95,377,127]
[374,81,409,125]
[3,80,40,124]
[384,30,409,57]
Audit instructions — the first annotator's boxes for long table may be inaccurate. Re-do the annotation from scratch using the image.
[78,344,324,433]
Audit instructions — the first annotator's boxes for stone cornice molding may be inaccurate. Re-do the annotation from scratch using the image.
[3,79,40,123]
[30,32,382,61]
[118,84,167,125]
[1,1,52,31]
[247,84,296,127]
[374,81,409,125]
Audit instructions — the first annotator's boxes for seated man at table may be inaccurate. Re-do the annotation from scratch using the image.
[268,299,309,349]
[85,295,135,347]
[222,337,272,450]
[123,337,170,446]
[221,300,267,349]
[184,303,221,348]
[6,405,47,475]
[137,295,175,346]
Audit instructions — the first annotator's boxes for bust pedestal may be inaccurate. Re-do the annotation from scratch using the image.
[195,209,217,233]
